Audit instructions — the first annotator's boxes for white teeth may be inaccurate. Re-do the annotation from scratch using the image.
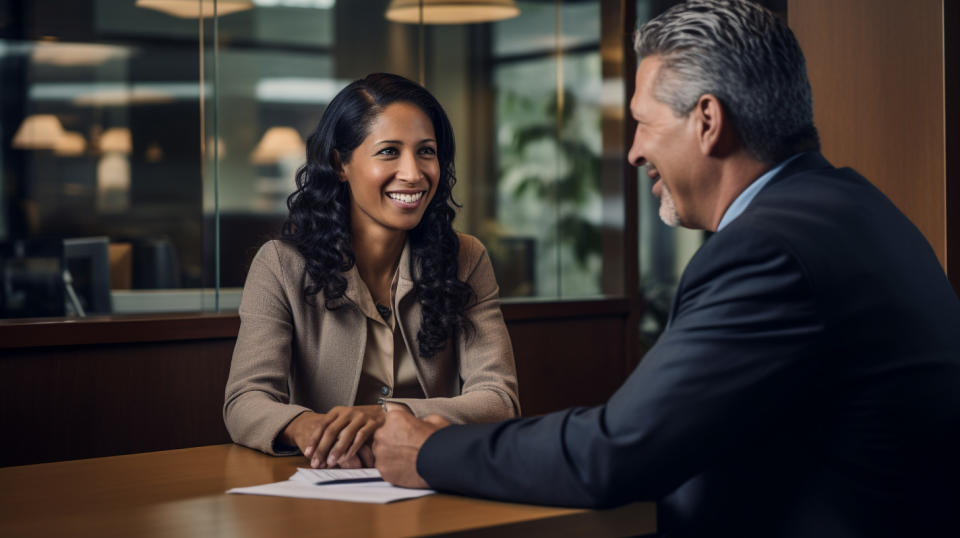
[387,192,424,203]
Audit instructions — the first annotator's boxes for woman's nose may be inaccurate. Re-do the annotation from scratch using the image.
[397,151,423,181]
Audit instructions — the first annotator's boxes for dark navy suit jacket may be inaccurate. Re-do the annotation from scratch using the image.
[417,153,960,537]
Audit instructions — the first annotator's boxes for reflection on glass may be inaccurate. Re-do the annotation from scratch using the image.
[1,0,208,318]
[0,0,623,321]
[490,1,603,297]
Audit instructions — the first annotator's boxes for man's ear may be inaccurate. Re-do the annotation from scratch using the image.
[693,94,733,157]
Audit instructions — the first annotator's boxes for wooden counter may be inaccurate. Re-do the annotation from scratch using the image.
[0,443,656,537]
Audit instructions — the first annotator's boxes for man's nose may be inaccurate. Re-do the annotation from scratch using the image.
[627,127,644,167]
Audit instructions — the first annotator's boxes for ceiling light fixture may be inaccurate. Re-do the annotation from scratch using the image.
[385,0,519,25]
[135,0,254,19]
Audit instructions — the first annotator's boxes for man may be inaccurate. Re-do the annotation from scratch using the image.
[373,1,960,535]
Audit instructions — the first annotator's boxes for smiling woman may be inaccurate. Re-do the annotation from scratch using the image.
[223,73,521,469]
[341,101,440,234]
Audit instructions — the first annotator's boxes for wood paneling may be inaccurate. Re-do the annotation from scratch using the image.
[0,313,240,349]
[0,302,632,465]
[0,339,234,466]
[510,316,626,416]
[789,0,947,268]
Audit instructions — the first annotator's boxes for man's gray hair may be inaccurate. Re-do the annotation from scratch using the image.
[634,0,819,164]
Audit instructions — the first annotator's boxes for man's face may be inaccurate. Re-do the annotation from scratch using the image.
[627,56,704,229]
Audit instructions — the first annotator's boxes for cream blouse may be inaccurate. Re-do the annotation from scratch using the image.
[353,266,424,405]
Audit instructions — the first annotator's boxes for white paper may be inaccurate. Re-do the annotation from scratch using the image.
[290,467,382,485]
[227,469,436,504]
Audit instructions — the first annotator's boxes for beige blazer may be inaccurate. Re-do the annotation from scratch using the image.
[223,233,520,455]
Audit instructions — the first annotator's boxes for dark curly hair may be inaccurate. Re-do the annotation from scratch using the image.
[281,73,473,358]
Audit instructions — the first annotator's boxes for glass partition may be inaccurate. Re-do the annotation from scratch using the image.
[0,0,627,320]
[0,0,214,317]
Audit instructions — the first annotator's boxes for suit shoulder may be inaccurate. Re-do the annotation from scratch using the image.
[688,224,809,285]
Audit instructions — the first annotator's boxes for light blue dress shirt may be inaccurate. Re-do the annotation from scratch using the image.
[716,153,805,231]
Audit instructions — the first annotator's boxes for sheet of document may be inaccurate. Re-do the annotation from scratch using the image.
[227,468,436,504]
[290,467,382,484]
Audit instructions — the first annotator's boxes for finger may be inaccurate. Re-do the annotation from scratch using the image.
[358,445,375,468]
[341,420,379,462]
[328,415,365,465]
[307,414,337,468]
[314,413,352,466]
[338,455,362,469]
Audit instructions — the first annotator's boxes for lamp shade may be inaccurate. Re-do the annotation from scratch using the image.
[100,127,133,154]
[32,42,129,67]
[12,114,65,150]
[250,127,305,164]
[136,0,254,19]
[385,0,519,24]
[54,131,87,156]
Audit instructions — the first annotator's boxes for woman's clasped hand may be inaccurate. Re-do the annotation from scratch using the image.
[281,405,384,468]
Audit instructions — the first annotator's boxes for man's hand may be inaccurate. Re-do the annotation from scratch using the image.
[281,405,383,468]
[373,405,450,488]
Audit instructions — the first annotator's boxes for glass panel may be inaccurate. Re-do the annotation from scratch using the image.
[487,1,606,298]
[212,0,420,306]
[0,0,627,321]
[0,0,212,318]
[215,0,618,303]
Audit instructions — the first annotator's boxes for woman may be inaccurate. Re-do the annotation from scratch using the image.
[224,73,520,469]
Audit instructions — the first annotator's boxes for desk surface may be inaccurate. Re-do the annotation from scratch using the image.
[0,444,655,537]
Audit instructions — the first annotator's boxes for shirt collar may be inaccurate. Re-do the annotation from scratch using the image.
[716,152,805,231]
[343,238,416,309]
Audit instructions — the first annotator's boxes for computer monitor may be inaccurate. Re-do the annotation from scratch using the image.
[63,236,113,315]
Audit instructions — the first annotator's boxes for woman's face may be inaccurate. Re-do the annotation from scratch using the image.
[340,101,440,235]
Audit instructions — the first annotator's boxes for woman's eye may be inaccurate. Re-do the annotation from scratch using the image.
[377,147,398,156]
[420,147,437,156]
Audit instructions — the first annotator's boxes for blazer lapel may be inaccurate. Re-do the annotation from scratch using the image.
[394,241,450,398]
[315,267,366,409]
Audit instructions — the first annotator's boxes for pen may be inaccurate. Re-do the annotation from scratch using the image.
[316,477,385,486]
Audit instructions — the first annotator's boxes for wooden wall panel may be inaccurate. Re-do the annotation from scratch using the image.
[0,339,234,467]
[510,317,626,416]
[789,0,947,267]
[1,309,631,466]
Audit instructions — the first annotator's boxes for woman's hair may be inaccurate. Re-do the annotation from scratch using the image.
[281,72,472,358]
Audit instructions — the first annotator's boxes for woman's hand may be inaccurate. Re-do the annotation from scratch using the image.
[281,406,384,468]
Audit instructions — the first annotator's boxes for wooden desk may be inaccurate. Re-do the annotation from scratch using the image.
[0,444,656,537]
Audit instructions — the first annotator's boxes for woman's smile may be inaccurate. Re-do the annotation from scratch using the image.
[386,190,427,209]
